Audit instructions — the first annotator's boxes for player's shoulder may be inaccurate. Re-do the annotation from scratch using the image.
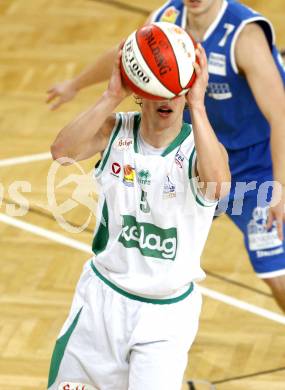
[225,1,274,48]
[112,111,141,140]
[151,0,185,24]
[226,0,264,23]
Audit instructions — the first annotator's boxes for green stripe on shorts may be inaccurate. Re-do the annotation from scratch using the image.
[47,307,83,388]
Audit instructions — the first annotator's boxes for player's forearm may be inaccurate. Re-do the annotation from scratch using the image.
[72,47,117,91]
[51,92,120,161]
[190,105,231,198]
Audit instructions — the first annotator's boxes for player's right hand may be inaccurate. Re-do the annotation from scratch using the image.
[105,42,131,103]
[46,80,78,110]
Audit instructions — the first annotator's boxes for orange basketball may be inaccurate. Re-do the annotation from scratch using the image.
[120,22,197,100]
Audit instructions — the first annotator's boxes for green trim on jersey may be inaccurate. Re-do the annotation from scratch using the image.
[92,200,109,255]
[162,123,191,156]
[47,307,83,388]
[133,113,192,156]
[91,261,194,304]
[188,148,217,207]
[96,114,123,174]
[133,112,141,153]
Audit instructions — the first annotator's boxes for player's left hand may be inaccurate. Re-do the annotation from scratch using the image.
[186,43,209,109]
[267,184,285,241]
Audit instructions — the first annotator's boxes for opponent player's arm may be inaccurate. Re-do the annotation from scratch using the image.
[46,12,155,110]
[47,47,118,110]
[51,49,130,163]
[187,44,231,201]
[236,23,285,238]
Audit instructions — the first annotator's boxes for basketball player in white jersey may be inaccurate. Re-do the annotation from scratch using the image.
[47,0,285,313]
[47,44,230,390]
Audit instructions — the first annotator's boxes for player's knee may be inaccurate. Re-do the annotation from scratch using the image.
[264,275,285,312]
[264,275,285,290]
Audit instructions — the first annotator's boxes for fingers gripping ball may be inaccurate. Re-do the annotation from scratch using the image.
[120,22,197,100]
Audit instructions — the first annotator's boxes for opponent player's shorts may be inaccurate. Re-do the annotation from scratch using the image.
[47,260,202,390]
[217,140,285,278]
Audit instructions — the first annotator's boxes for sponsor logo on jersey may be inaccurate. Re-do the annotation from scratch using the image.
[123,164,135,186]
[111,162,121,177]
[58,382,97,390]
[160,6,180,24]
[207,82,232,100]
[138,169,151,185]
[175,150,185,168]
[119,215,177,260]
[163,176,176,198]
[208,52,227,76]
[114,137,133,151]
[247,207,282,252]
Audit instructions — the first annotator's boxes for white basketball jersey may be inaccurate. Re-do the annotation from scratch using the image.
[92,112,216,298]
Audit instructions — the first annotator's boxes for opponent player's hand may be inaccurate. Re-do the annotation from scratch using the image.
[46,80,78,110]
[104,42,131,103]
[186,43,209,109]
[267,185,285,241]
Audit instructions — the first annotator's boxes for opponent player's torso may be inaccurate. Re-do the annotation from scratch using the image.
[153,0,285,150]
[92,112,216,297]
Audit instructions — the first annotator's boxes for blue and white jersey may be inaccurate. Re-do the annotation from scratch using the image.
[152,0,285,150]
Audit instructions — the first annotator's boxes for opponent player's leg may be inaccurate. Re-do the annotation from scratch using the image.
[128,286,202,390]
[227,190,285,313]
[263,275,285,312]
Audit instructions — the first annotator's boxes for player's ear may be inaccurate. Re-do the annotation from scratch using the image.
[134,95,143,107]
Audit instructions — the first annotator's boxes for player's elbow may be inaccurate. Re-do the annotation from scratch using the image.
[214,145,231,199]
[50,142,74,165]
[214,170,231,200]
[51,141,63,160]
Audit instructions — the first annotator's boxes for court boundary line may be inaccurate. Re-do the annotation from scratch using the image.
[0,152,51,167]
[0,213,284,325]
[1,196,94,234]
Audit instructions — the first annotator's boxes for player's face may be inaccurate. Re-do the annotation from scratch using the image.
[183,0,220,15]
[141,96,186,129]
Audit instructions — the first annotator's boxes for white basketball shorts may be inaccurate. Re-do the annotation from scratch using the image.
[47,260,202,390]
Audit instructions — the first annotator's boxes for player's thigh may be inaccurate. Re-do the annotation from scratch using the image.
[129,339,188,390]
[128,287,202,390]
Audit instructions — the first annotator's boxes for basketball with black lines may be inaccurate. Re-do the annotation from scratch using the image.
[120,22,197,100]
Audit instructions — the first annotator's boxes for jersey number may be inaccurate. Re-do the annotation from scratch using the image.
[140,190,150,213]
[218,23,235,47]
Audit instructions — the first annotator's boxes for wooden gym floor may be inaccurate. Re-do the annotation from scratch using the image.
[0,1,284,389]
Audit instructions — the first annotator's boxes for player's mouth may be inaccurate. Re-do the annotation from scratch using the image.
[187,0,202,8]
[157,105,173,117]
